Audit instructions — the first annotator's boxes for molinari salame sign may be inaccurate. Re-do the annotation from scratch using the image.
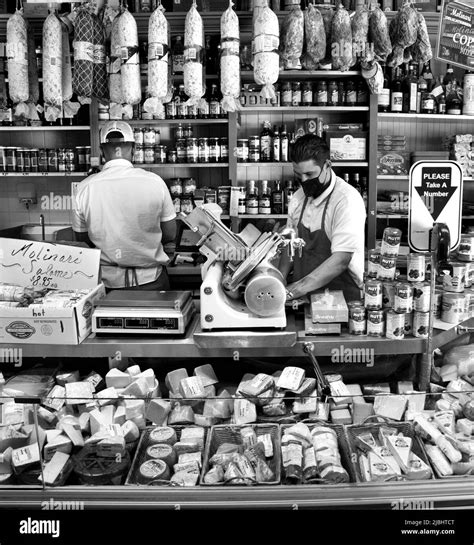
[437,0,474,69]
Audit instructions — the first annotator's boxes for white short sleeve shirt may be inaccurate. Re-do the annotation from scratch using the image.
[287,171,366,288]
[72,159,176,288]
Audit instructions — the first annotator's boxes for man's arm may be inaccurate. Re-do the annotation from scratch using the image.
[277,249,294,283]
[161,219,177,244]
[286,251,353,299]
[73,231,95,248]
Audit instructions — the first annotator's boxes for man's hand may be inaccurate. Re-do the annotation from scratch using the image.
[286,282,305,300]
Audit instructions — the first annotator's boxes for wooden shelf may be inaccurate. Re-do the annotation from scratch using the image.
[241,70,361,79]
[0,126,90,131]
[134,163,228,168]
[240,106,369,113]
[238,161,368,167]
[378,113,474,121]
[0,172,87,177]
[99,119,228,126]
[234,214,288,219]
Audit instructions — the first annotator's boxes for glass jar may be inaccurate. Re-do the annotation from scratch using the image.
[169,178,183,195]
[292,81,302,106]
[47,149,58,172]
[144,145,155,164]
[154,145,167,164]
[186,138,199,163]
[198,138,209,163]
[134,128,144,145]
[176,139,187,163]
[302,82,313,106]
[180,193,194,214]
[183,177,197,194]
[209,138,220,163]
[57,148,66,172]
[281,82,292,107]
[236,139,249,162]
[144,128,156,146]
[133,144,144,164]
[220,137,228,162]
[30,149,39,172]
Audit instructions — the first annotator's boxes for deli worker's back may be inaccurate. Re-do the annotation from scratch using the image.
[73,121,177,290]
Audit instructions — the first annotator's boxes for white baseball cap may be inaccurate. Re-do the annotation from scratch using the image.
[100,121,134,144]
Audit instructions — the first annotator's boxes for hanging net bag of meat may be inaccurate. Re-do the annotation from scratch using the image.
[7,8,30,120]
[61,19,81,123]
[143,0,170,118]
[280,0,304,70]
[220,0,240,113]
[184,0,206,111]
[253,0,279,100]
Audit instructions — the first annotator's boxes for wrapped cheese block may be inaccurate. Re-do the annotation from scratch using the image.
[253,0,279,100]
[312,426,349,483]
[7,10,29,118]
[220,0,240,112]
[144,3,170,117]
[184,0,205,109]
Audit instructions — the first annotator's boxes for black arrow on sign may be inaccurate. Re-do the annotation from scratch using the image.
[415,167,456,221]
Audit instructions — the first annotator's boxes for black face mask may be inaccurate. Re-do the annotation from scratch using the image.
[301,165,331,199]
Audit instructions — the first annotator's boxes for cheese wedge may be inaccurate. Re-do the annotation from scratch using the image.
[181,427,205,450]
[105,369,132,389]
[146,399,171,425]
[405,451,432,480]
[95,387,119,407]
[43,436,72,462]
[114,406,126,426]
[61,424,84,448]
[373,446,401,475]
[135,369,156,390]
[194,364,218,387]
[276,367,305,392]
[101,406,115,427]
[368,451,397,481]
[386,434,412,473]
[166,368,189,395]
[40,452,70,485]
[126,365,142,378]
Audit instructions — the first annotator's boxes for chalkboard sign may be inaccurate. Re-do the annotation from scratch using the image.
[437,0,474,70]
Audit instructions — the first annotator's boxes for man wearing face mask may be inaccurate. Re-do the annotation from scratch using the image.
[280,134,366,303]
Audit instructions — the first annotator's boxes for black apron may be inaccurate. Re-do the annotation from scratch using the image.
[293,186,362,303]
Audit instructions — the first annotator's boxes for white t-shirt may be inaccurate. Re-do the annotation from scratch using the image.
[72,159,176,288]
[286,171,366,288]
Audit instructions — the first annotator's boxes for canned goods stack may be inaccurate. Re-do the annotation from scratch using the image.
[0,146,90,173]
[167,177,196,215]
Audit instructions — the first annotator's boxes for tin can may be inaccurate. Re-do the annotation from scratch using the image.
[441,293,466,323]
[183,124,193,139]
[16,149,25,172]
[217,186,231,214]
[385,310,405,339]
[167,149,177,163]
[381,227,402,257]
[220,137,229,162]
[47,149,58,172]
[6,147,17,172]
[175,124,184,140]
[457,234,474,262]
[133,144,144,164]
[209,138,220,163]
[367,309,385,337]
[134,128,144,145]
[155,145,167,164]
[348,301,366,335]
[407,253,425,282]
[144,128,156,146]
[186,138,199,163]
[378,255,397,281]
[236,139,249,162]
[281,81,292,106]
[367,249,380,278]
[144,145,155,164]
[180,194,194,214]
[413,311,429,338]
[198,138,209,163]
[394,282,413,313]
[65,148,75,171]
[249,136,260,163]
[169,178,183,196]
[176,139,187,163]
[30,149,39,172]
[434,289,443,318]
[0,147,6,171]
[404,312,413,336]
[57,148,66,172]
[442,262,466,293]
[365,279,383,310]
[38,149,48,172]
[412,282,430,312]
[382,281,395,309]
[292,81,302,106]
[23,149,31,172]
[183,177,196,194]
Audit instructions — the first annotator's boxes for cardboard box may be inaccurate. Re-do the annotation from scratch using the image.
[0,238,105,344]
[310,290,348,323]
[327,132,367,161]
[377,151,411,176]
[295,118,321,140]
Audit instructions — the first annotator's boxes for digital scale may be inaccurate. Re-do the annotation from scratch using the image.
[92,290,196,335]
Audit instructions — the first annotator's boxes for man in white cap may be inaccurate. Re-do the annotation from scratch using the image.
[73,121,176,290]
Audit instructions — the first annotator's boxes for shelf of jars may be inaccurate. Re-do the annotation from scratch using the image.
[240,106,370,113]
[135,163,228,168]
[234,214,288,219]
[240,70,361,80]
[237,161,369,167]
[0,126,91,131]
[0,172,88,177]
[98,119,228,126]
[378,113,474,121]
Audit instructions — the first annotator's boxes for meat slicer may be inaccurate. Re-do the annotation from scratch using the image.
[179,204,304,330]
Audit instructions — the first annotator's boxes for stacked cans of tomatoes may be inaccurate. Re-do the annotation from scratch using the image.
[349,228,431,339]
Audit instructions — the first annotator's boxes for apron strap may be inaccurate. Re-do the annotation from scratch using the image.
[297,185,336,232]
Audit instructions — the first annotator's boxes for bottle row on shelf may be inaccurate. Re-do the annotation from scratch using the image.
[0,146,91,173]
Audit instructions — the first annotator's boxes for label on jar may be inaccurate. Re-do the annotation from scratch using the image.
[246,197,258,214]
[317,90,328,104]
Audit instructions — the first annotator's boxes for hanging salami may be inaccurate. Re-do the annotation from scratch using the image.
[62,21,80,122]
[92,13,108,101]
[331,3,353,72]
[26,21,40,121]
[303,5,326,70]
[144,2,170,117]
[280,2,304,70]
[184,0,206,108]
[253,0,279,100]
[108,12,123,118]
[73,7,94,100]
[118,9,141,107]
[6,10,29,118]
[43,8,63,122]
[220,0,240,113]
